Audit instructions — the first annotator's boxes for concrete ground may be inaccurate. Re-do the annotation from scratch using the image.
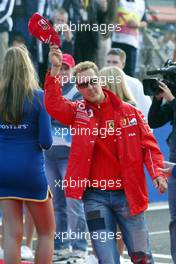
[0,202,172,263]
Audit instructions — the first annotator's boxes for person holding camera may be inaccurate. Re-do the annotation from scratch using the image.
[148,81,176,263]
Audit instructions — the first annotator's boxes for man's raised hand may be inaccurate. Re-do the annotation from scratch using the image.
[49,45,62,76]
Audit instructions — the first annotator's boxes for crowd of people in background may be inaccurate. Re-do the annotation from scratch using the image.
[0,0,176,264]
[0,0,150,81]
[1,0,176,81]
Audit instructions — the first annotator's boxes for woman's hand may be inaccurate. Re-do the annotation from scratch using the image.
[158,161,175,177]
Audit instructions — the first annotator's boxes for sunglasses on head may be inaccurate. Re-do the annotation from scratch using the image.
[76,77,99,89]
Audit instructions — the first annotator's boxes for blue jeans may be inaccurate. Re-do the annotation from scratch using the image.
[83,188,154,264]
[45,148,87,251]
[168,176,176,263]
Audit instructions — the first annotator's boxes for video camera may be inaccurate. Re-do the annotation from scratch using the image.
[143,60,176,96]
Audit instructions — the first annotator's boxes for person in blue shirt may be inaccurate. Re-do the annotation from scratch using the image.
[0,45,55,264]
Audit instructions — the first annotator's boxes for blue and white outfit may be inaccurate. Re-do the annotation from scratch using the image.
[45,82,88,252]
[0,90,52,201]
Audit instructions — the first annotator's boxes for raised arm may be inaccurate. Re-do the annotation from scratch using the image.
[44,46,77,126]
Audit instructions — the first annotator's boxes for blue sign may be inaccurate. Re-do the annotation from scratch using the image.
[146,124,171,202]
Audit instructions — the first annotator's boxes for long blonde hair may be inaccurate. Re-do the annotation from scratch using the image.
[0,45,39,124]
[99,66,136,106]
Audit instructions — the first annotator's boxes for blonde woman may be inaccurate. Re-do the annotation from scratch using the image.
[99,65,136,263]
[0,46,55,264]
[99,65,136,106]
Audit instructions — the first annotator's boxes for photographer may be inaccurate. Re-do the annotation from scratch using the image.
[148,81,176,263]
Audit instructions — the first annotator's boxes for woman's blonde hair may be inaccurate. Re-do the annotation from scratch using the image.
[0,45,39,124]
[99,66,136,106]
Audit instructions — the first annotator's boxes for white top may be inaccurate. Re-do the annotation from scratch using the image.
[126,74,151,120]
[112,0,145,48]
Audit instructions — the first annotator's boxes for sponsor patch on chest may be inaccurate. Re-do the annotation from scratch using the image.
[122,115,137,128]
[106,120,115,130]
[75,103,94,125]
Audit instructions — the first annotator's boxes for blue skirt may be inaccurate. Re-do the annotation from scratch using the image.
[0,140,50,201]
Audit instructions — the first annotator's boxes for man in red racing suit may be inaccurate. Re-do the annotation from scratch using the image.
[44,45,167,264]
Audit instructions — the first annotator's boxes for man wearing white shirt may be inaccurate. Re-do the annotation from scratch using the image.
[106,48,151,120]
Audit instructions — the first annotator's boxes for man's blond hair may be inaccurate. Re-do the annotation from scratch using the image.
[73,61,99,76]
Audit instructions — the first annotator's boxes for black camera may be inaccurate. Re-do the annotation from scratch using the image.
[143,60,176,96]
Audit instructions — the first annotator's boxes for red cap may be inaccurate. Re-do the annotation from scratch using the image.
[28,12,60,47]
[62,54,75,68]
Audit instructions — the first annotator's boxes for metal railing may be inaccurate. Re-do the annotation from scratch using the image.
[146,0,176,7]
[136,29,167,80]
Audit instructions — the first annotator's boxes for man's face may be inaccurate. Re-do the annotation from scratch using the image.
[106,54,124,69]
[60,64,72,85]
[53,13,68,25]
[76,68,104,103]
